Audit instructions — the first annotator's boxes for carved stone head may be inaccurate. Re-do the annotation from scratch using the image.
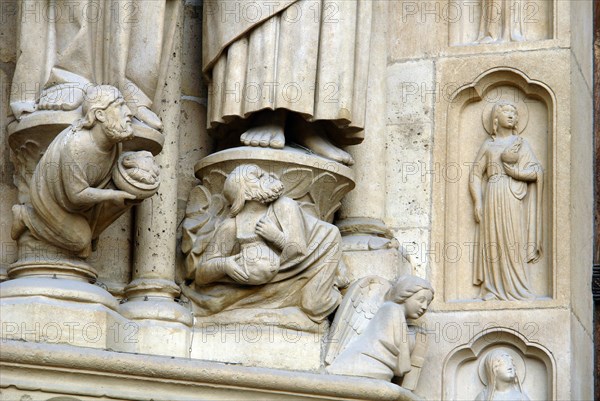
[384,274,434,318]
[223,164,284,217]
[481,349,526,400]
[491,100,519,137]
[76,85,134,142]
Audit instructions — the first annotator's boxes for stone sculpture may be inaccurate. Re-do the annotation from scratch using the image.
[477,0,525,43]
[10,85,160,259]
[181,163,348,327]
[203,0,374,165]
[475,349,531,401]
[469,100,543,301]
[325,275,434,389]
[10,0,180,129]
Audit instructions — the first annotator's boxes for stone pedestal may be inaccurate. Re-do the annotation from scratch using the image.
[194,146,356,223]
[1,84,166,348]
[0,339,423,401]
[0,277,128,350]
[191,322,325,371]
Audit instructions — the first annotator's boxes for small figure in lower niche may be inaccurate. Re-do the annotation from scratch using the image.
[475,349,530,401]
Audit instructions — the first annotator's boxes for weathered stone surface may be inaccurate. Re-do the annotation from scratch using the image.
[0,0,595,400]
[0,339,423,401]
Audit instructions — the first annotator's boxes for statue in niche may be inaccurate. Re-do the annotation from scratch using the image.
[325,275,434,389]
[477,0,525,43]
[10,0,180,129]
[203,0,374,165]
[475,349,530,401]
[11,85,160,258]
[469,100,543,301]
[181,164,349,327]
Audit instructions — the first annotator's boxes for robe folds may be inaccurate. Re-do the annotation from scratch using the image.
[203,0,373,144]
[326,302,413,381]
[10,0,179,119]
[183,197,344,323]
[472,136,543,301]
[21,127,120,257]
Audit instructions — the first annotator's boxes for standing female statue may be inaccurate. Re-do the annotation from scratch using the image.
[203,0,373,165]
[475,349,530,401]
[469,100,543,301]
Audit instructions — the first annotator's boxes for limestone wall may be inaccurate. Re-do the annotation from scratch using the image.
[0,1,594,400]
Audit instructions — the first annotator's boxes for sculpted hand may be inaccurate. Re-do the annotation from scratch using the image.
[256,216,283,244]
[223,255,249,283]
[108,189,137,206]
[503,162,519,179]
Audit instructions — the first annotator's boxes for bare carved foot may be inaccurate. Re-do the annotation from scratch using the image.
[476,35,495,44]
[511,31,526,42]
[297,131,354,166]
[38,85,84,111]
[136,106,163,131]
[240,124,285,149]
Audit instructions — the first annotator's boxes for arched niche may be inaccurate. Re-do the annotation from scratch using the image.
[442,328,555,400]
[442,68,555,302]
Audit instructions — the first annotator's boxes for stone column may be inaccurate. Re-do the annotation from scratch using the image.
[119,3,192,356]
[337,1,410,282]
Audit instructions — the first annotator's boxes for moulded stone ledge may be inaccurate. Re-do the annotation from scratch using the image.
[0,340,423,401]
[194,146,356,223]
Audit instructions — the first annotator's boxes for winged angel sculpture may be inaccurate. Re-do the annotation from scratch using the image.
[325,275,434,390]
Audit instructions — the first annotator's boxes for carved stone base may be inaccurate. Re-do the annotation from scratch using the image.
[119,283,193,357]
[337,218,413,282]
[0,277,194,356]
[190,321,326,371]
[9,234,98,281]
[1,340,422,401]
[116,318,192,357]
[0,279,128,350]
[0,277,117,307]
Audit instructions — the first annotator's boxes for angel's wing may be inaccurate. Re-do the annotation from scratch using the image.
[181,185,227,280]
[325,276,392,365]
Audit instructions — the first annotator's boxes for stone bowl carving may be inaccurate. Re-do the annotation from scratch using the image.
[113,151,160,199]
[194,146,356,223]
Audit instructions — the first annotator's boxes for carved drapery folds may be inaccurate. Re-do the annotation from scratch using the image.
[10,0,180,131]
[448,0,555,46]
[469,100,543,301]
[181,149,355,330]
[203,0,373,165]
